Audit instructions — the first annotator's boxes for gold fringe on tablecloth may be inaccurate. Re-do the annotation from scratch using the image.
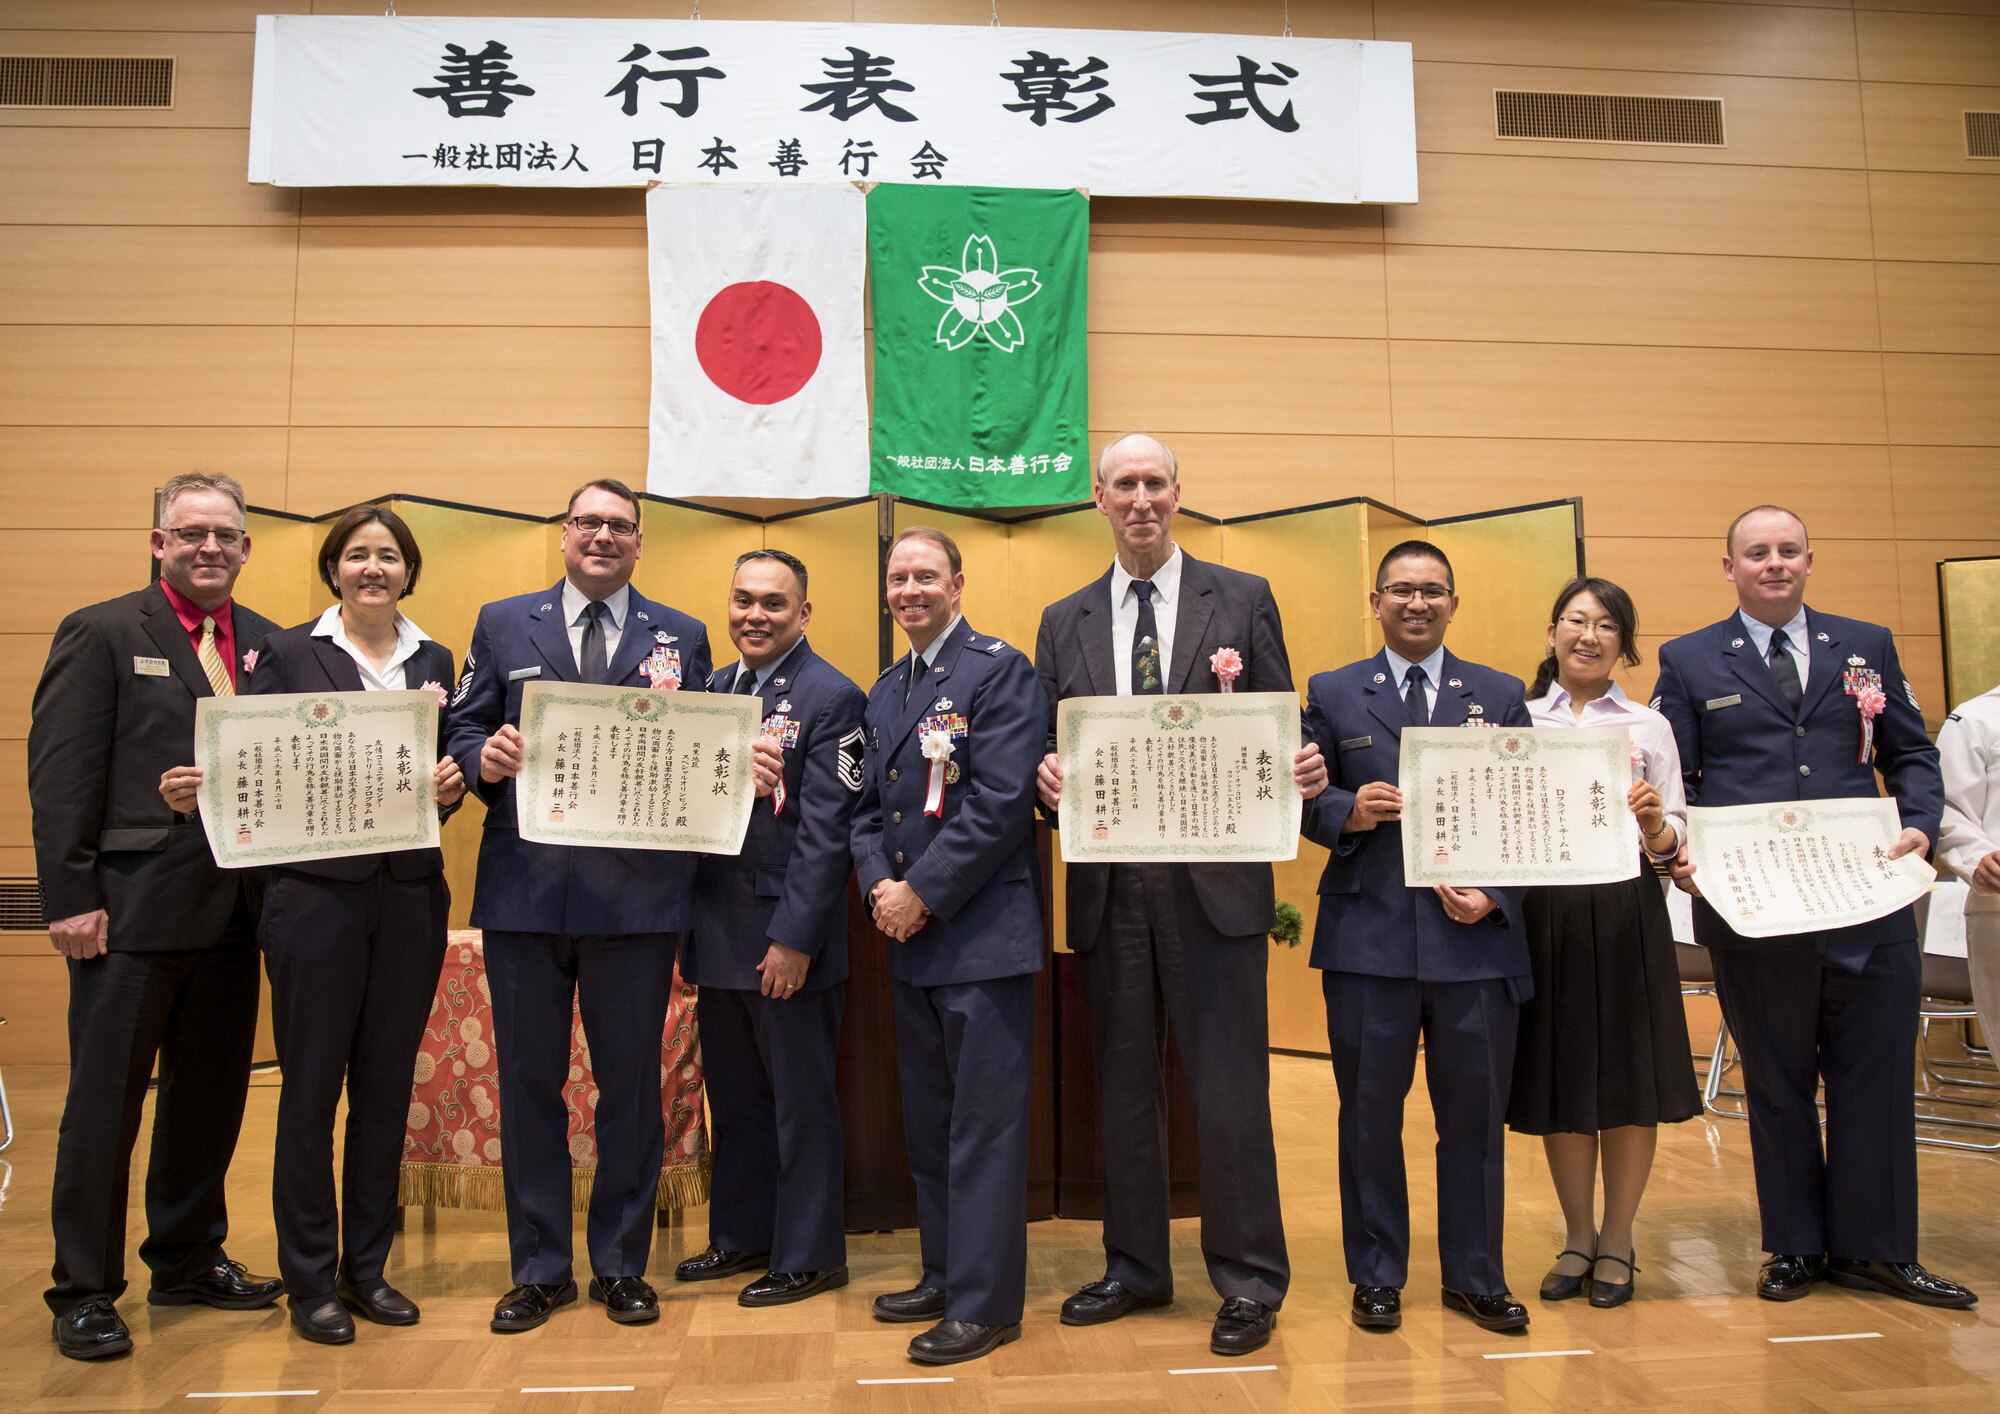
[398,1152,712,1213]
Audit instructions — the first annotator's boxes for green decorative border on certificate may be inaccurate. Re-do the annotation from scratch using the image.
[1687,796,1931,937]
[198,692,438,865]
[519,686,759,851]
[1401,727,1632,886]
[1058,694,1299,860]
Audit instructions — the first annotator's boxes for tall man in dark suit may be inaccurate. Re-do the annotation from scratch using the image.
[1300,540,1534,1334]
[30,472,284,1361]
[678,549,866,1306]
[1033,434,1326,1358]
[1655,505,1974,1308]
[444,478,714,1333]
[853,526,1046,1366]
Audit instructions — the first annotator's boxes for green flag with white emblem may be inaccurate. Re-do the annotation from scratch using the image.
[868,183,1089,508]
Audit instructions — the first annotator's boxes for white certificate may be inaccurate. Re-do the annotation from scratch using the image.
[1399,726,1639,887]
[1056,692,1300,864]
[1686,797,1933,939]
[516,682,761,854]
[195,690,440,869]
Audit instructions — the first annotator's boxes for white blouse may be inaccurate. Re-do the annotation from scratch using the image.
[1527,680,1688,860]
[310,604,432,693]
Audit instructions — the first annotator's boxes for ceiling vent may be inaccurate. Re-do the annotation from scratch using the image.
[1968,112,2000,159]
[1496,90,1724,147]
[0,55,174,108]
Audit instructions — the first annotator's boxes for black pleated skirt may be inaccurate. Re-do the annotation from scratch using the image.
[1506,870,1703,1136]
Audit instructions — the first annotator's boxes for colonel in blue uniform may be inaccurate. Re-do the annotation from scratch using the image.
[678,549,865,1307]
[852,526,1046,1366]
[1654,505,1974,1309]
[443,479,713,1334]
[1301,540,1534,1335]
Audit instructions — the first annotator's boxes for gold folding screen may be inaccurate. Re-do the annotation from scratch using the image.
[1940,556,2000,714]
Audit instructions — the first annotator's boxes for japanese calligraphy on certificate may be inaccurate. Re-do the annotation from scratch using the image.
[1685,797,1933,939]
[1399,727,1639,887]
[1056,693,1300,864]
[516,682,761,854]
[194,690,438,869]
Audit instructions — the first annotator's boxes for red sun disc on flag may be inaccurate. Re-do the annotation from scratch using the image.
[694,281,822,405]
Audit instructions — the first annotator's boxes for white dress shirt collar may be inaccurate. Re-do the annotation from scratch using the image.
[1109,543,1184,613]
[1382,643,1447,700]
[563,580,631,634]
[310,604,431,692]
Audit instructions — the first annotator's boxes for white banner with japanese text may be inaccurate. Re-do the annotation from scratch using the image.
[248,15,1416,203]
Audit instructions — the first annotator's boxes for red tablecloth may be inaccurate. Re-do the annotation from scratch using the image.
[400,930,710,1212]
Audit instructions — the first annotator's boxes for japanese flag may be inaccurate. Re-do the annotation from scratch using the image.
[646,184,868,498]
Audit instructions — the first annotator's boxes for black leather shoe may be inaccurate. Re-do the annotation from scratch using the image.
[490,1280,579,1333]
[738,1267,849,1308]
[336,1277,419,1326]
[907,1318,1021,1365]
[52,1298,132,1361]
[1441,1287,1529,1332]
[1210,1296,1277,1355]
[1059,1278,1172,1326]
[674,1246,770,1282]
[873,1284,947,1323]
[289,1296,356,1345]
[1588,1252,1639,1309]
[588,1276,660,1324]
[1351,1285,1402,1330]
[1756,1253,1824,1302]
[1824,1259,1978,1309]
[1539,1249,1595,1302]
[148,1259,285,1310]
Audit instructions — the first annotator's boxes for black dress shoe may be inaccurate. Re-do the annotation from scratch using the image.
[1441,1287,1530,1332]
[52,1298,132,1361]
[490,1280,579,1333]
[149,1259,285,1310]
[1825,1259,1978,1309]
[1210,1296,1277,1355]
[1351,1285,1402,1330]
[873,1284,947,1323]
[1588,1253,1638,1309]
[907,1318,1021,1365]
[1756,1253,1824,1302]
[1059,1278,1172,1326]
[674,1246,770,1282]
[1539,1249,1595,1302]
[589,1276,660,1324]
[289,1296,356,1345]
[738,1267,849,1308]
[336,1277,419,1326]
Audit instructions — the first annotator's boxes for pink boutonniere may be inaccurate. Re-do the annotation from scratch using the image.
[421,679,448,709]
[1629,742,1648,778]
[1855,684,1886,763]
[1209,646,1244,693]
[241,648,259,674]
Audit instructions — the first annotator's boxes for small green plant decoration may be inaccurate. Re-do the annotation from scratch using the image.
[1269,899,1304,948]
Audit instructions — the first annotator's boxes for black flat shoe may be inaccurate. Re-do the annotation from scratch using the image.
[1756,1253,1823,1302]
[1059,1278,1172,1326]
[1588,1253,1638,1309]
[52,1298,132,1361]
[490,1280,579,1333]
[289,1296,356,1345]
[674,1247,770,1282]
[873,1284,947,1323]
[149,1259,285,1310]
[1441,1287,1529,1332]
[907,1318,1020,1365]
[1351,1285,1401,1330]
[336,1277,419,1326]
[1210,1296,1277,1355]
[1539,1249,1595,1302]
[738,1267,848,1307]
[1824,1259,1977,1309]
[589,1276,660,1324]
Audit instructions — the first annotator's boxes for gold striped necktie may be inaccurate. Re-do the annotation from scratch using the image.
[198,615,234,697]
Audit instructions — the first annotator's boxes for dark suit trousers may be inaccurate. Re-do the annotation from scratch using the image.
[484,930,677,1284]
[45,915,259,1315]
[892,973,1033,1326]
[1709,938,1920,1260]
[700,982,846,1272]
[261,866,449,1301]
[1079,865,1289,1308]
[1323,970,1519,1293]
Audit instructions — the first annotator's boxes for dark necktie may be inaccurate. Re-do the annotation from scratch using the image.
[1132,580,1162,694]
[1767,629,1803,712]
[579,600,611,685]
[736,668,759,696]
[1404,664,1430,726]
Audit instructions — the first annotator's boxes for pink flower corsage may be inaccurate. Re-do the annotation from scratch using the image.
[1209,646,1244,693]
[421,679,448,709]
[1855,684,1886,763]
[1629,742,1648,778]
[241,648,258,674]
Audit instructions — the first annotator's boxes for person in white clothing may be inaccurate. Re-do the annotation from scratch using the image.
[1937,684,2000,1052]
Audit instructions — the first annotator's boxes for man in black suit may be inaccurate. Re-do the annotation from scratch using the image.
[1034,434,1326,1358]
[30,472,285,1361]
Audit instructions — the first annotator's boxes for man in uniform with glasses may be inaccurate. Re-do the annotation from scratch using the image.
[444,479,714,1333]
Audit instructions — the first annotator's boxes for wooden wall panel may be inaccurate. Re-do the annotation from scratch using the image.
[1869,170,2000,262]
[1093,432,1397,522]
[1089,237,1388,339]
[1876,263,2000,355]
[285,427,645,517]
[1387,153,1876,258]
[294,228,648,329]
[1860,81,2000,173]
[1586,537,1904,639]
[0,747,28,848]
[0,635,53,741]
[1898,539,2000,633]
[0,952,71,1067]
[3,1,263,28]
[1889,445,2000,538]
[0,226,297,325]
[0,427,290,527]
[0,28,252,127]
[855,0,1377,35]
[0,327,294,427]
[1090,197,1384,246]
[1090,333,1393,437]
[0,128,297,226]
[288,327,650,428]
[299,186,647,230]
[1857,7,2000,84]
[0,532,150,635]
[1883,353,2000,444]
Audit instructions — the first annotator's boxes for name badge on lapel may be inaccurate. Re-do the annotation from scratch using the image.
[1337,735,1372,751]
[1705,694,1741,711]
[508,666,541,682]
[133,656,171,677]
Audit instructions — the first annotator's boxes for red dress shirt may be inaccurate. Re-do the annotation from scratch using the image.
[159,578,238,692]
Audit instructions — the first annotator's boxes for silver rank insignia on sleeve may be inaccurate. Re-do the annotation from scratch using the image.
[838,727,865,793]
[451,651,477,706]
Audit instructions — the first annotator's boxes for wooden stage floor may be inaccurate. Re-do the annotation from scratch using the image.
[2,1052,1997,1412]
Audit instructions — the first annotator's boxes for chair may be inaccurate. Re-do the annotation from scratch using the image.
[0,1016,13,1153]
[1676,941,1747,1119]
[1914,951,2000,1153]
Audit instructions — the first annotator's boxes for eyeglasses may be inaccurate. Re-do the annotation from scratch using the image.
[568,515,639,538]
[1557,614,1622,639]
[164,526,245,549]
[1379,583,1451,603]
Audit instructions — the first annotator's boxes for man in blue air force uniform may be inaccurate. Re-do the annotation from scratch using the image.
[443,478,713,1333]
[851,526,1046,1367]
[1654,505,1974,1309]
[678,549,866,1307]
[1301,540,1535,1335]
